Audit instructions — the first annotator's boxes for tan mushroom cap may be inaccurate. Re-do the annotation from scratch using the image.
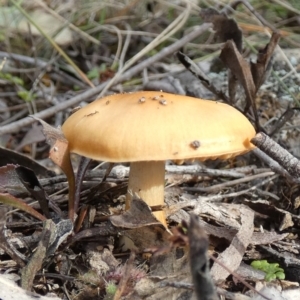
[62,91,255,162]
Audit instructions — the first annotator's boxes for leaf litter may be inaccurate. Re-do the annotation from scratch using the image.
[1,1,300,300]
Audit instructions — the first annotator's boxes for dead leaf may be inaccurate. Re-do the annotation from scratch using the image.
[110,197,161,229]
[31,117,66,147]
[0,207,26,267]
[220,40,256,104]
[33,117,75,221]
[0,193,46,222]
[251,32,281,92]
[114,200,172,250]
[220,40,260,128]
[21,219,56,290]
[15,166,51,218]
[15,124,45,151]
[245,199,297,231]
[21,218,72,290]
[200,8,242,52]
[211,205,254,282]
[0,147,54,177]
[200,218,288,245]
[0,164,28,196]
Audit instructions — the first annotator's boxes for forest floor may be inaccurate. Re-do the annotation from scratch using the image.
[0,1,300,299]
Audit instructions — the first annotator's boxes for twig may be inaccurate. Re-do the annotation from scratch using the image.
[251,132,300,179]
[184,171,274,193]
[97,1,193,97]
[9,0,94,88]
[176,51,230,103]
[118,23,131,71]
[34,0,101,45]
[0,51,49,68]
[230,0,277,32]
[217,287,251,300]
[190,175,278,209]
[211,256,271,300]
[188,214,219,300]
[0,23,211,136]
[269,107,296,136]
[233,0,300,84]
[102,24,123,69]
[0,51,88,88]
[252,148,298,183]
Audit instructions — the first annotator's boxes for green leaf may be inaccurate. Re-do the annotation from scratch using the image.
[251,260,262,269]
[17,90,35,102]
[11,76,24,86]
[265,273,276,282]
[251,260,268,270]
[276,271,285,280]
[87,67,99,80]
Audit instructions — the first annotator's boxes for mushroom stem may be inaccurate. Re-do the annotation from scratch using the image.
[126,161,167,227]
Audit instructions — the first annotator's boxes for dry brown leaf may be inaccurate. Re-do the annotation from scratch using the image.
[251,33,281,92]
[32,117,75,221]
[110,197,161,229]
[15,124,45,151]
[220,40,256,106]
[0,164,28,196]
[220,40,260,128]
[200,8,242,52]
[211,205,254,282]
[0,147,54,177]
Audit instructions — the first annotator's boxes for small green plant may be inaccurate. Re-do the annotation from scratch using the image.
[0,72,24,86]
[251,260,285,282]
[17,90,36,102]
[0,72,36,103]
[104,281,117,300]
[87,67,100,80]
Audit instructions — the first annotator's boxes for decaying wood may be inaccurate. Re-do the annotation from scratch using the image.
[252,132,300,179]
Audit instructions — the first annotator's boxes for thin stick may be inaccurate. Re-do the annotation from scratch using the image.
[34,0,101,45]
[0,23,211,136]
[9,0,94,88]
[97,2,192,97]
[251,132,300,179]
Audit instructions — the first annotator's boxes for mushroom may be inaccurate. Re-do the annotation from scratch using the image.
[62,91,256,227]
